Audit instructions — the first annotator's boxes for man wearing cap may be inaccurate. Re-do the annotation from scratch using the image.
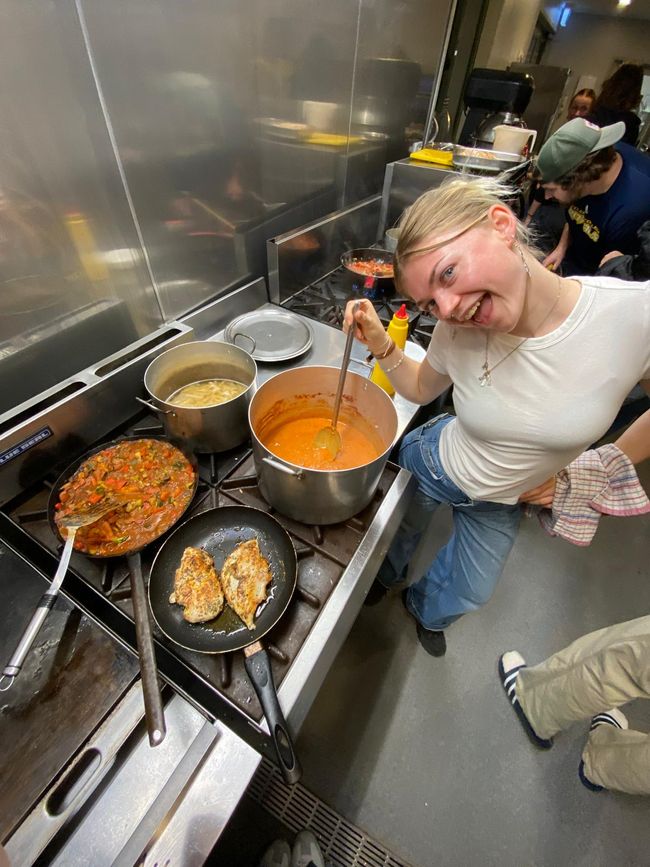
[536,118,650,275]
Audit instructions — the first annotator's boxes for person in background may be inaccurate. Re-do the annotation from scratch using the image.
[588,63,644,146]
[598,219,650,282]
[567,87,596,121]
[537,118,650,274]
[499,613,650,795]
[522,90,598,253]
[344,175,650,658]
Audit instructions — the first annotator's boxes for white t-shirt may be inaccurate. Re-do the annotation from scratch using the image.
[426,277,650,504]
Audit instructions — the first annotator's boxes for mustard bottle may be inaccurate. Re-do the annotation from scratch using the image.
[370,303,409,396]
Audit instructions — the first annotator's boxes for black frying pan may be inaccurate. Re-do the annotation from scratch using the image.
[148,505,301,784]
[47,435,198,747]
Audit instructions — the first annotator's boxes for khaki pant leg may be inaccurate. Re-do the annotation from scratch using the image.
[516,615,650,740]
[583,725,650,795]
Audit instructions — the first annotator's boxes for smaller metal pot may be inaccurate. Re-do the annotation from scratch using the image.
[140,341,257,453]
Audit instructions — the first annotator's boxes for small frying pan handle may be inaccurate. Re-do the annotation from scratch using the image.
[244,642,301,785]
[127,553,166,747]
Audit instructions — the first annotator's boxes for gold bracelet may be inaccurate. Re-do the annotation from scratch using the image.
[383,349,404,373]
[374,337,396,360]
[372,333,393,359]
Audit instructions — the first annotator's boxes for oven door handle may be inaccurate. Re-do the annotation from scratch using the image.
[262,457,305,479]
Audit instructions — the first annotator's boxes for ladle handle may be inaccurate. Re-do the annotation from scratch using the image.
[332,301,360,429]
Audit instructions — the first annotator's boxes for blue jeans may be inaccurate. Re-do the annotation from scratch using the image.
[378,414,522,631]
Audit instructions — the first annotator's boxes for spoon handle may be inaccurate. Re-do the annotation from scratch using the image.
[332,301,360,429]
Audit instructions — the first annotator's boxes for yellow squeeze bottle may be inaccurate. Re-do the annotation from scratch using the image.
[370,303,409,397]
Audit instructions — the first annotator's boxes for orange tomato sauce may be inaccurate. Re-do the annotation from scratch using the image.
[262,415,382,470]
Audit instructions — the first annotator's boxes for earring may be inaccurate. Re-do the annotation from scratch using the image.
[513,239,531,277]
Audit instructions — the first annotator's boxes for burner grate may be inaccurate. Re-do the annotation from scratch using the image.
[284,265,437,351]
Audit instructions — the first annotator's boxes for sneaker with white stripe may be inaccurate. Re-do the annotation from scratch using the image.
[579,707,629,792]
[498,651,553,750]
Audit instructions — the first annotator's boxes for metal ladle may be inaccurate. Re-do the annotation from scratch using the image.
[0,499,125,690]
[313,301,360,460]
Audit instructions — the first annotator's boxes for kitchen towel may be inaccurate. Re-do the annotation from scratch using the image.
[537,443,650,546]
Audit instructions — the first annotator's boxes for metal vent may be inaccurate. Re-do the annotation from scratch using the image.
[248,758,414,867]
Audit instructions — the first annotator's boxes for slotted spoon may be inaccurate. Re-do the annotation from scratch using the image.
[314,301,360,459]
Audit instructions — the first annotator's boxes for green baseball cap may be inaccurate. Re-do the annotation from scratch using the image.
[537,118,625,182]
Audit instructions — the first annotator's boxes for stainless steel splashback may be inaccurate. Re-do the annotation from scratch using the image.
[0,0,163,414]
[0,0,454,419]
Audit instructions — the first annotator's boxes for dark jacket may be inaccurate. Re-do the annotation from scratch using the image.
[588,106,641,146]
[596,220,650,281]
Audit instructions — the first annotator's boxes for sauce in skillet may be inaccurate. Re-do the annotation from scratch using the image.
[262,415,382,470]
[54,439,195,556]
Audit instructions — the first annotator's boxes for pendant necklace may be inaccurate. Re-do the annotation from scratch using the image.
[478,251,563,387]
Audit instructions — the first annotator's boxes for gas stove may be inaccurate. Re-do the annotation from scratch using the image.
[1,285,420,864]
[284,263,437,351]
[2,412,402,757]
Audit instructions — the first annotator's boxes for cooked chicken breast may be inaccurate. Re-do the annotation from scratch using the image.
[220,538,272,630]
[170,546,224,623]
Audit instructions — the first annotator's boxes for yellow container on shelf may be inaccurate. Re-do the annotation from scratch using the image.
[304,132,363,147]
[370,304,409,397]
[409,147,454,167]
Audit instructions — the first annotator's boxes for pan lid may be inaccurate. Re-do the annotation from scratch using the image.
[224,308,313,363]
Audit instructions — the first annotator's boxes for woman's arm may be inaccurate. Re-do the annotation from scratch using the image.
[380,351,452,405]
[344,299,452,405]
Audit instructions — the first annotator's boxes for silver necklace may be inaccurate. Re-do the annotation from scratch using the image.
[478,259,563,387]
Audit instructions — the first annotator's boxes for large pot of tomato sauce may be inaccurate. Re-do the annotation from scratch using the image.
[249,365,398,524]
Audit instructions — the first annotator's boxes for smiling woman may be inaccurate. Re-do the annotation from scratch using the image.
[343,175,650,657]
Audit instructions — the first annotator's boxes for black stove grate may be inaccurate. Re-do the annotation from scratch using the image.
[284,264,437,351]
[3,411,399,768]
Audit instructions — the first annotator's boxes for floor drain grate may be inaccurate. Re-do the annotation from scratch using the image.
[248,758,414,867]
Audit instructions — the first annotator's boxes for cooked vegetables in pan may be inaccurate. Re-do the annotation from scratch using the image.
[345,257,394,278]
[54,439,196,556]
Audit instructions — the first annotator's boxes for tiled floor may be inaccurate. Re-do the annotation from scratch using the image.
[292,461,650,866]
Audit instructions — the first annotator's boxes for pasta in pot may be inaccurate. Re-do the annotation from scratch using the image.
[168,378,247,408]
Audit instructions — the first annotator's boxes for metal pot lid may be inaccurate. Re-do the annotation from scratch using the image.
[224,308,313,362]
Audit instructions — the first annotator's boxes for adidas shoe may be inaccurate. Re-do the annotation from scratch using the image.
[498,652,553,750]
[579,708,628,792]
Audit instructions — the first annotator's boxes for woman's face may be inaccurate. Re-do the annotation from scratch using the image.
[399,217,527,334]
[568,95,592,119]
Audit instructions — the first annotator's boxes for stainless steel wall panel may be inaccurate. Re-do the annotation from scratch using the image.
[79,0,435,319]
[0,0,455,415]
[353,0,456,167]
[382,159,459,233]
[0,0,163,415]
[268,195,382,302]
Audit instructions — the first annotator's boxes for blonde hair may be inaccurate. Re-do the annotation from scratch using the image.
[394,176,539,290]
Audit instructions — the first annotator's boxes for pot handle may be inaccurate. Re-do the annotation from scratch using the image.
[262,456,305,479]
[244,641,301,785]
[232,331,256,354]
[135,396,175,416]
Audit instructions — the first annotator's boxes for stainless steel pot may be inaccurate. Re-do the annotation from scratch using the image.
[140,341,257,453]
[249,366,398,524]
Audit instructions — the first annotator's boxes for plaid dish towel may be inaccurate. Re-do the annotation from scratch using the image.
[537,443,650,546]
